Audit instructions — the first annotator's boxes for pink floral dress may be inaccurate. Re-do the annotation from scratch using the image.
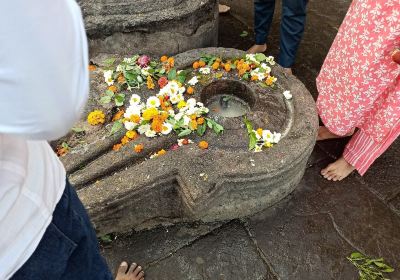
[316,0,400,175]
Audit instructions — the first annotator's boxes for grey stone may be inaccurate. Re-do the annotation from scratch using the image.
[78,0,219,56]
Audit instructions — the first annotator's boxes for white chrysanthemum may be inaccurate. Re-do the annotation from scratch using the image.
[170,93,184,104]
[199,67,211,75]
[262,130,273,142]
[186,98,197,108]
[174,112,184,121]
[251,68,266,81]
[283,90,292,100]
[245,54,259,64]
[266,56,276,65]
[123,57,135,64]
[161,123,173,135]
[145,129,157,138]
[138,124,151,135]
[272,132,281,144]
[103,70,114,86]
[116,64,124,72]
[124,121,136,131]
[183,115,191,127]
[146,96,161,108]
[168,109,175,117]
[260,63,272,74]
[129,94,141,105]
[254,130,262,140]
[188,76,199,86]
[124,104,142,119]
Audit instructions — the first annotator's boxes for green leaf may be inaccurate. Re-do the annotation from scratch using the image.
[99,234,113,243]
[197,123,207,136]
[114,93,125,107]
[100,95,112,104]
[104,57,116,67]
[249,132,257,150]
[110,121,123,135]
[240,30,249,37]
[61,142,69,149]
[105,90,115,97]
[71,127,85,133]
[255,53,267,62]
[350,252,365,260]
[159,68,166,74]
[258,82,268,88]
[178,129,192,137]
[168,69,177,81]
[243,117,254,134]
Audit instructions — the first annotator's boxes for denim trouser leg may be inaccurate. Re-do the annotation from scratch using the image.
[11,180,113,280]
[279,0,308,67]
[254,0,276,45]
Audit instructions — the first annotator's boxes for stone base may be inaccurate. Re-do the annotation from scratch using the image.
[79,0,219,56]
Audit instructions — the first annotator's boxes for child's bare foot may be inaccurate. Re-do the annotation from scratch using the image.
[115,262,144,280]
[247,44,267,54]
[321,156,355,181]
[317,126,354,141]
[283,68,292,75]
[218,4,231,13]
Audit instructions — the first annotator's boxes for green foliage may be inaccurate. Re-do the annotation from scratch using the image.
[167,69,177,81]
[110,120,123,135]
[200,54,218,66]
[244,117,257,150]
[71,127,85,133]
[205,118,224,134]
[347,252,395,280]
[99,234,113,244]
[103,57,116,67]
[240,31,249,37]
[114,93,125,107]
[178,129,192,137]
[197,123,207,136]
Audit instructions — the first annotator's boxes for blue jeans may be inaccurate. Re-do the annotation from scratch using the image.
[12,180,113,280]
[254,0,308,67]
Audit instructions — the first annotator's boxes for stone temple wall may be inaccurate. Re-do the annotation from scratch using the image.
[78,0,219,57]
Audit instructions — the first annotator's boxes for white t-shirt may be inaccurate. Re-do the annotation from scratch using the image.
[0,0,89,278]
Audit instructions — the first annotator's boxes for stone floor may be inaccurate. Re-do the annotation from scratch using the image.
[101,1,400,279]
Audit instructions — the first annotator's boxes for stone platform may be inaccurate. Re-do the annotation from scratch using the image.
[78,0,218,57]
[60,48,318,235]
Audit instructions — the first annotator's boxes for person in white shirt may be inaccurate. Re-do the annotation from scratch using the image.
[0,0,144,279]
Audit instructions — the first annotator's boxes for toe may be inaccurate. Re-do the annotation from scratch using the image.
[128,263,137,274]
[133,266,143,277]
[117,262,128,276]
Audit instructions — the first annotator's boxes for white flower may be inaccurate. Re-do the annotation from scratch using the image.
[174,112,184,121]
[266,56,276,65]
[161,123,173,135]
[116,64,124,72]
[129,94,141,105]
[283,90,293,100]
[124,121,136,131]
[272,132,281,144]
[246,54,258,63]
[141,67,150,76]
[253,130,262,140]
[262,130,273,142]
[178,139,194,146]
[145,129,157,138]
[254,144,263,153]
[186,98,197,108]
[188,76,199,86]
[146,96,161,108]
[168,109,175,117]
[103,70,114,86]
[260,63,272,74]
[138,124,151,135]
[199,67,211,75]
[123,57,135,64]
[124,104,142,119]
[170,93,184,104]
[183,115,191,126]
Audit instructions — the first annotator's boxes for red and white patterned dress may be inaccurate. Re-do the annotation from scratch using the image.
[316,0,400,175]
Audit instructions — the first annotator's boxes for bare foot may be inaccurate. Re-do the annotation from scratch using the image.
[115,262,144,280]
[317,126,354,141]
[321,157,355,181]
[218,4,230,13]
[283,68,292,75]
[247,44,267,54]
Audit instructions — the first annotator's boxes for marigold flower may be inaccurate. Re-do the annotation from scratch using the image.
[198,141,209,149]
[187,86,194,95]
[142,107,159,120]
[56,147,68,157]
[88,64,97,71]
[117,75,126,84]
[160,111,169,121]
[151,117,163,133]
[113,143,122,151]
[224,64,231,72]
[167,57,175,68]
[190,120,198,130]
[134,144,144,153]
[193,61,200,69]
[177,100,187,109]
[121,136,130,145]
[251,75,258,81]
[197,117,205,125]
[158,149,167,156]
[108,85,118,93]
[87,110,105,125]
[212,62,220,70]
[126,130,138,139]
[147,76,155,90]
[158,76,168,88]
[112,110,125,121]
[256,128,263,137]
[160,55,168,62]
[199,60,206,67]
[129,114,141,124]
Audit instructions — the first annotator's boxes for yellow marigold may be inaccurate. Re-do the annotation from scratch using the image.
[167,57,175,67]
[224,64,231,72]
[265,76,276,86]
[251,75,258,81]
[121,136,130,145]
[160,111,169,121]
[198,141,209,149]
[134,144,144,153]
[108,85,118,93]
[112,110,125,121]
[187,86,194,95]
[117,75,126,84]
[199,60,206,67]
[142,107,159,120]
[216,58,222,63]
[256,128,263,137]
[129,114,141,123]
[157,149,167,156]
[87,110,105,126]
[190,120,198,130]
[151,116,163,133]
[126,130,138,139]
[197,117,205,125]
[177,100,187,109]
[193,61,200,69]
[147,76,155,90]
[88,64,97,71]
[212,62,220,70]
[160,55,168,62]
[112,143,122,151]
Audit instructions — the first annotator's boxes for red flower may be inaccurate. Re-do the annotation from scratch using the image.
[158,76,168,88]
[137,55,151,68]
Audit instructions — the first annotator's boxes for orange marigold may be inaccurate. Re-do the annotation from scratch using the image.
[129,114,141,123]
[187,86,194,95]
[151,117,163,133]
[158,149,167,156]
[108,85,118,93]
[113,143,122,151]
[160,55,168,62]
[190,120,198,130]
[88,64,97,71]
[197,117,205,125]
[193,61,200,69]
[212,62,220,70]
[112,110,125,121]
[134,144,144,153]
[198,60,206,67]
[121,136,130,145]
[117,75,126,84]
[224,64,232,72]
[198,141,209,149]
[147,75,155,90]
[126,130,138,139]
[167,57,175,67]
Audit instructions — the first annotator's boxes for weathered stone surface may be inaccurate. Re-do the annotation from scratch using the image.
[78,0,218,56]
[60,47,318,235]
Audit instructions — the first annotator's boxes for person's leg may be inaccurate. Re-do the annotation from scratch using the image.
[218,4,230,13]
[321,126,400,181]
[248,0,275,54]
[278,0,308,70]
